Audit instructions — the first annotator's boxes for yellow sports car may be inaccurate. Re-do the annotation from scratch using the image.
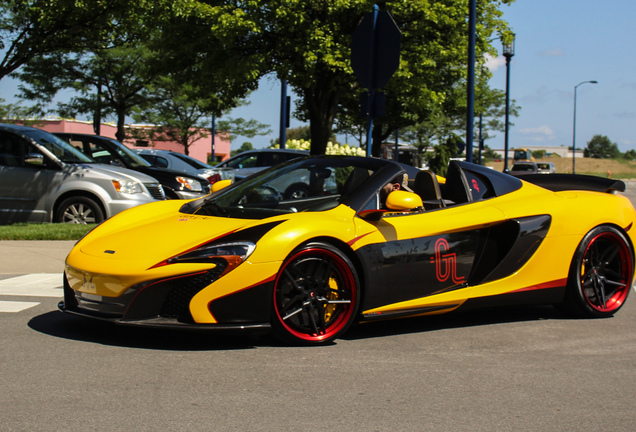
[59,156,636,345]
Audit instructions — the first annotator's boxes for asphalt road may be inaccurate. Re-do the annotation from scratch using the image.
[2,181,636,431]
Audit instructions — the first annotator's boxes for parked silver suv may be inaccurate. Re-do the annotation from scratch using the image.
[0,124,164,224]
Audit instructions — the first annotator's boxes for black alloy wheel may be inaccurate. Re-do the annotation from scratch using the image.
[564,225,633,318]
[271,242,360,345]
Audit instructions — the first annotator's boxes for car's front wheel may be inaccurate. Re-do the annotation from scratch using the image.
[563,225,633,317]
[55,196,104,224]
[271,242,360,345]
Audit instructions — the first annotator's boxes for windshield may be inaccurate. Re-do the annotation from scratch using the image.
[220,153,256,169]
[103,137,151,168]
[511,164,535,172]
[25,129,94,163]
[170,152,210,169]
[183,156,384,219]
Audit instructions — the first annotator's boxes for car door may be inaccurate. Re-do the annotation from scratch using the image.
[355,200,507,314]
[0,131,54,223]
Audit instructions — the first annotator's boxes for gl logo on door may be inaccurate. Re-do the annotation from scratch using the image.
[431,238,465,284]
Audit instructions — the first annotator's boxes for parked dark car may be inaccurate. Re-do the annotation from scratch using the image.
[134,148,232,183]
[214,148,309,178]
[510,161,539,176]
[54,133,210,200]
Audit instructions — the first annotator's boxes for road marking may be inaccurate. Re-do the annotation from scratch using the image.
[0,300,40,313]
[0,274,63,313]
[0,273,63,297]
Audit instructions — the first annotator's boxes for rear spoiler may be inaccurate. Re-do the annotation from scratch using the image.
[520,174,625,193]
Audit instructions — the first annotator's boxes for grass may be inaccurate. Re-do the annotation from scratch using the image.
[0,223,97,240]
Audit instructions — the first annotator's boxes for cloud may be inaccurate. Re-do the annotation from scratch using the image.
[485,54,506,72]
[539,48,565,57]
[519,125,556,142]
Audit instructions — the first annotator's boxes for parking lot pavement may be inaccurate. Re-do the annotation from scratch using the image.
[0,240,75,277]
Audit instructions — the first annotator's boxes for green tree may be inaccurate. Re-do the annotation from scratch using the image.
[16,44,159,141]
[217,117,272,149]
[480,144,501,162]
[231,142,254,157]
[182,0,515,155]
[428,134,463,176]
[584,135,620,159]
[0,97,35,119]
[0,0,168,81]
[130,75,228,154]
[624,149,636,161]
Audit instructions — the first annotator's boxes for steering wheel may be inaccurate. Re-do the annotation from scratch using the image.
[237,184,282,205]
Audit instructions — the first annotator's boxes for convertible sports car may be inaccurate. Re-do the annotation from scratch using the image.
[59,156,636,345]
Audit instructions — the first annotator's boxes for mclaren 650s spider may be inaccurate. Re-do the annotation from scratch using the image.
[59,156,636,345]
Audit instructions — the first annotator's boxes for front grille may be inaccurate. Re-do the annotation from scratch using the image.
[159,265,227,322]
[145,183,166,200]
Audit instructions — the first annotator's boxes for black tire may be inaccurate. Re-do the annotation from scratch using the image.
[271,242,360,345]
[563,225,633,318]
[283,183,311,200]
[55,196,105,224]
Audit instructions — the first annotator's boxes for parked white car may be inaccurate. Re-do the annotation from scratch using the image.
[0,124,164,224]
[536,162,557,174]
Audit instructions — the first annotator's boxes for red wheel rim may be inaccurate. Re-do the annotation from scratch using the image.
[580,231,633,313]
[273,248,357,342]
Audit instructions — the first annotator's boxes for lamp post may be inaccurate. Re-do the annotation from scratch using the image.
[572,80,598,174]
[502,34,515,173]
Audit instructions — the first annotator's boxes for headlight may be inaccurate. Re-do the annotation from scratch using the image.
[164,242,256,274]
[112,179,143,194]
[176,176,203,192]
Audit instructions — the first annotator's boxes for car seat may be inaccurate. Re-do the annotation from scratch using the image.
[413,170,445,210]
[442,160,473,205]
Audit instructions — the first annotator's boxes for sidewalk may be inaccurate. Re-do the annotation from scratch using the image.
[0,240,76,275]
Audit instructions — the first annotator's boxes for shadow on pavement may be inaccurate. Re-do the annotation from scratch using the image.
[343,304,566,341]
[29,305,567,349]
[28,310,267,351]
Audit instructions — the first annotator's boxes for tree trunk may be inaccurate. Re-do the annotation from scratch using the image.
[116,108,126,142]
[303,73,342,155]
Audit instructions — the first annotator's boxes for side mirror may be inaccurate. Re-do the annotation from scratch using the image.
[24,153,44,166]
[386,190,423,211]
[211,179,232,192]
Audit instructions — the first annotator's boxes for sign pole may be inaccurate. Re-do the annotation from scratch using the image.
[364,5,379,157]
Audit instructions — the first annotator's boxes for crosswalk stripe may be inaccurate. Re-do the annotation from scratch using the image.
[0,300,40,313]
[0,273,63,297]
[0,274,64,313]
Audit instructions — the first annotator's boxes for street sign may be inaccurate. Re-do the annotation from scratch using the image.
[351,9,401,90]
[351,6,401,157]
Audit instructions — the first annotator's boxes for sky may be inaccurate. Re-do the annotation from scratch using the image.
[2,0,635,153]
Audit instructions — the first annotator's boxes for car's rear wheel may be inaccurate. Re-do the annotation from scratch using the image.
[55,196,104,224]
[271,242,360,345]
[563,225,633,317]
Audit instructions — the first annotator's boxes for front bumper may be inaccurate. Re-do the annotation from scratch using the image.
[59,268,271,334]
[57,300,270,333]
